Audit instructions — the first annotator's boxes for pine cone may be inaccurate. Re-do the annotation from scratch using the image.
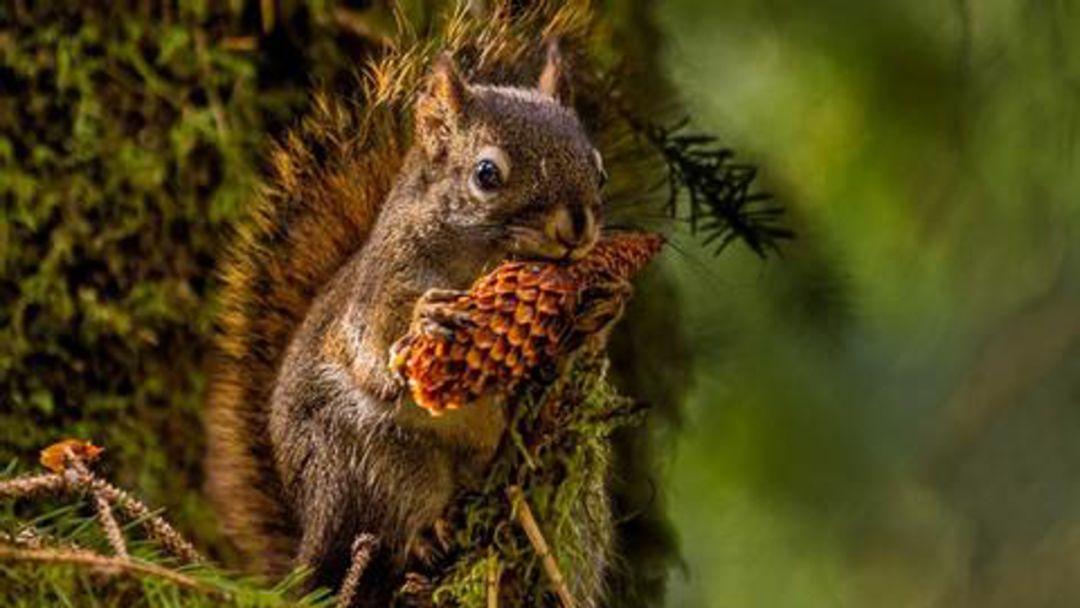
[391,232,664,415]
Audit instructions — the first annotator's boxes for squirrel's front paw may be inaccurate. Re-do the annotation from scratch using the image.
[397,572,434,607]
[405,517,453,569]
[412,288,473,336]
[388,289,471,383]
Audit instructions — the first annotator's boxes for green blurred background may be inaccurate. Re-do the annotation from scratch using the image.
[660,1,1080,606]
[2,1,1079,606]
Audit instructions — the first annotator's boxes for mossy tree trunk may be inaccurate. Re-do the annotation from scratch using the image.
[1,1,686,604]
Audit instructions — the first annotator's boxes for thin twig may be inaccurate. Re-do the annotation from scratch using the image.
[86,478,204,564]
[486,550,501,608]
[66,454,128,559]
[0,545,219,596]
[337,533,378,608]
[506,485,575,608]
[91,490,128,558]
[0,473,65,500]
[51,443,202,564]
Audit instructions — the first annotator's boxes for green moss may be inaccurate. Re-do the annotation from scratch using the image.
[0,1,366,557]
[429,355,642,606]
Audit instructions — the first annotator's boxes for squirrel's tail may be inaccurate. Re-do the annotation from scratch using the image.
[204,93,400,572]
[203,0,600,574]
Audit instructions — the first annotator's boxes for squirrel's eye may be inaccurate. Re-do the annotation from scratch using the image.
[470,146,510,199]
[474,159,504,192]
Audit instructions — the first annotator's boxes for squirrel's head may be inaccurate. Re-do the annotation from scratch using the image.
[410,45,605,262]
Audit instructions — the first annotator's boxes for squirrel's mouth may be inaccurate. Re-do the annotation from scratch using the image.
[506,225,596,262]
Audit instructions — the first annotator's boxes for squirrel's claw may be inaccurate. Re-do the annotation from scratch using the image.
[388,334,414,380]
[431,517,453,553]
[417,288,468,305]
[387,289,472,387]
[413,288,474,334]
[406,535,443,570]
[398,572,433,607]
[403,518,453,578]
[371,370,406,402]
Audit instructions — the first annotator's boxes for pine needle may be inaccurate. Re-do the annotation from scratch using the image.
[636,118,795,258]
[0,474,66,500]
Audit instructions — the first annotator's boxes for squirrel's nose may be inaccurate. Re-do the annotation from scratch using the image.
[550,205,597,254]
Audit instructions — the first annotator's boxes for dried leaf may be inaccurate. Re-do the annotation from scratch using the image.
[39,439,103,473]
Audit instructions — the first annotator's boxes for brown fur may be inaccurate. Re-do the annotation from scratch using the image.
[204,3,610,603]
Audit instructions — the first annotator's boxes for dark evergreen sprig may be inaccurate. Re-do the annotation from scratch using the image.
[642,118,794,258]
[0,456,329,607]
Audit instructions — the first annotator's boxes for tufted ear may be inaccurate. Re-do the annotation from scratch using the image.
[415,53,470,158]
[537,41,573,106]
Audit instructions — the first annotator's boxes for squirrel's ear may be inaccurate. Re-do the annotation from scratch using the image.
[415,54,469,157]
[537,41,573,106]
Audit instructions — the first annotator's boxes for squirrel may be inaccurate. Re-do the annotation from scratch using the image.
[204,33,615,604]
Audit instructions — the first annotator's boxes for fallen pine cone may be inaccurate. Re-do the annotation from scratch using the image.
[390,231,664,415]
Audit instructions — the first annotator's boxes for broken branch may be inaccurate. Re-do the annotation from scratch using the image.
[506,485,575,608]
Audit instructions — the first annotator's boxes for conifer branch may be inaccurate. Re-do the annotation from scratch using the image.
[91,487,128,558]
[0,545,218,596]
[648,119,793,257]
[619,110,794,258]
[82,476,204,564]
[2,441,205,565]
[65,451,128,559]
[0,473,65,500]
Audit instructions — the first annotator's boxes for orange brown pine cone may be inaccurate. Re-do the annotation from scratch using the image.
[390,231,664,415]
